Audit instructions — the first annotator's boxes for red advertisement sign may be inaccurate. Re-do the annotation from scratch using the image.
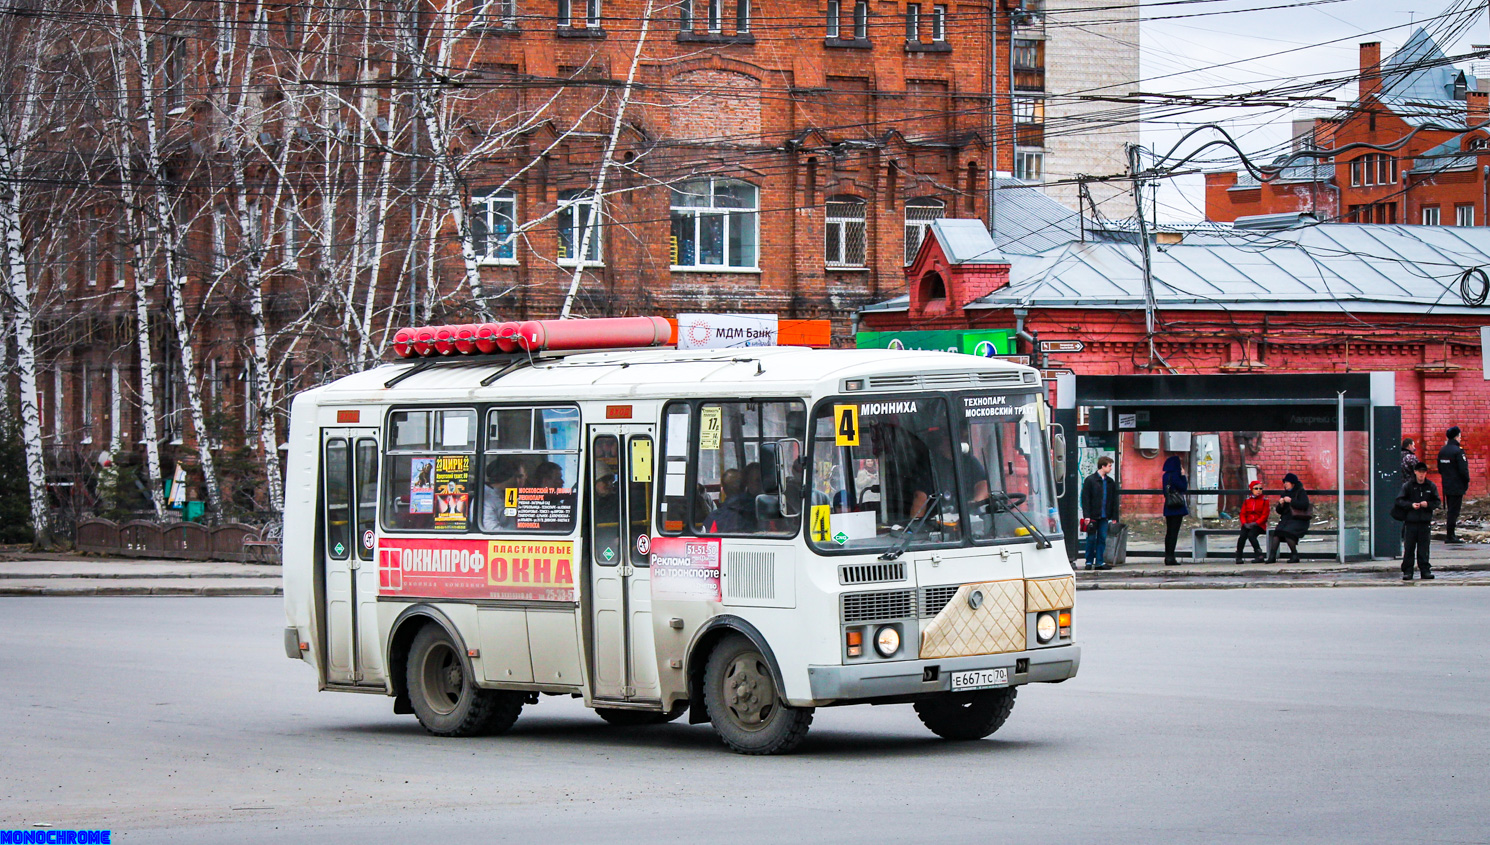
[378,537,575,601]
[649,537,722,602]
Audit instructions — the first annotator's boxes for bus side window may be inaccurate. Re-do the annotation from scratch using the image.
[382,408,476,532]
[658,402,691,534]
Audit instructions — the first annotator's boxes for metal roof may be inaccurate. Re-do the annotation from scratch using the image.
[1381,28,1474,103]
[926,218,1005,265]
[990,179,1082,255]
[860,223,1490,316]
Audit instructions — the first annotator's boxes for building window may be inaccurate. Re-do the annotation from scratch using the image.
[825,196,867,268]
[479,0,518,27]
[282,210,298,267]
[671,178,759,270]
[826,0,840,36]
[1457,204,1475,227]
[1421,206,1440,226]
[1012,39,1039,69]
[1015,150,1044,182]
[52,368,63,438]
[80,363,93,444]
[211,207,228,274]
[557,190,601,266]
[1350,159,1361,187]
[558,0,599,27]
[83,215,100,287]
[853,0,868,39]
[707,0,720,31]
[1014,96,1044,146]
[679,0,692,29]
[736,0,749,32]
[1012,38,1043,91]
[164,35,186,110]
[904,198,946,265]
[931,3,946,41]
[471,190,518,263]
[1352,153,1397,187]
[905,4,920,40]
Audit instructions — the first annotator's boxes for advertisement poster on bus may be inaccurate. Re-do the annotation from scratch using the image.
[378,538,575,601]
[649,537,722,601]
[433,455,471,528]
[408,457,435,514]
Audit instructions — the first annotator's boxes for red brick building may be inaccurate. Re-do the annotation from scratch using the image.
[1206,30,1487,227]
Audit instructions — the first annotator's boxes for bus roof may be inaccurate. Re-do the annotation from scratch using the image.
[308,346,1040,405]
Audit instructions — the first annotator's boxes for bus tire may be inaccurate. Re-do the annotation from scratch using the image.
[594,707,680,726]
[914,687,1017,741]
[703,635,813,755]
[406,625,523,737]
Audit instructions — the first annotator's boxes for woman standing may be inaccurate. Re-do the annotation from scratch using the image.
[1266,473,1312,563]
[1161,455,1189,566]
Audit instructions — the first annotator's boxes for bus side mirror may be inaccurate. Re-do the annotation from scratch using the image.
[758,439,803,518]
[759,442,781,495]
[1050,424,1067,498]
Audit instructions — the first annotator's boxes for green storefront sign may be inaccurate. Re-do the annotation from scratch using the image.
[856,329,1015,357]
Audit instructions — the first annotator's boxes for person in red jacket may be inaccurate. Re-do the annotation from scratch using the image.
[1236,479,1270,564]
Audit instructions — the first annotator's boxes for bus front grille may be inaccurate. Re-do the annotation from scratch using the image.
[841,589,916,624]
[919,585,962,618]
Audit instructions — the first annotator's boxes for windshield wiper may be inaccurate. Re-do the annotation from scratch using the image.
[879,494,942,561]
[989,491,1052,550]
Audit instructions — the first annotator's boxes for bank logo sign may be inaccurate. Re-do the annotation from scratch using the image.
[677,313,778,349]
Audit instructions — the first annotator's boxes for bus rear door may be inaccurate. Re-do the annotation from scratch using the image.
[320,428,383,687]
[587,426,660,704]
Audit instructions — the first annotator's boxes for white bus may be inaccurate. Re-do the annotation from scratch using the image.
[282,317,1079,754]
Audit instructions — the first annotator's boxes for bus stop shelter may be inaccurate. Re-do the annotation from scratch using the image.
[1052,373,1402,562]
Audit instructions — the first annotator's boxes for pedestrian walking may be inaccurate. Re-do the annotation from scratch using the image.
[1400,437,1418,482]
[1161,455,1188,566]
[1080,455,1120,570]
[1235,479,1269,564]
[1395,461,1440,581]
[1265,473,1311,563]
[1436,426,1470,544]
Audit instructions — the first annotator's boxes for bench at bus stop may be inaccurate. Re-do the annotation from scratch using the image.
[1191,528,1274,561]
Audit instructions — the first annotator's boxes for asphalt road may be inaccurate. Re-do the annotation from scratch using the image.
[1,592,1487,844]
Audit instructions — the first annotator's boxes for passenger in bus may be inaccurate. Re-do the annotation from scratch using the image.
[481,457,526,532]
[709,468,759,534]
[1265,473,1311,563]
[533,460,565,490]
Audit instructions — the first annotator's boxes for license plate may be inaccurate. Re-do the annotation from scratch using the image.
[949,668,1009,691]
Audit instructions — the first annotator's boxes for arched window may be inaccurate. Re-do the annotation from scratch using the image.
[825,196,866,268]
[470,188,517,263]
[557,189,601,266]
[670,178,758,269]
[903,197,946,265]
[918,270,947,302]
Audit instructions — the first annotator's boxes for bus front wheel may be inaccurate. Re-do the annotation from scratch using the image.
[703,635,813,755]
[914,688,1017,740]
[406,624,524,737]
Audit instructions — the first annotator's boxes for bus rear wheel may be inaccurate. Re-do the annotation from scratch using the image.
[703,635,813,755]
[914,688,1017,741]
[594,707,681,726]
[407,625,524,737]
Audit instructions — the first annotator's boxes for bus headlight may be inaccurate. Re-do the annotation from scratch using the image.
[874,625,901,657]
[1035,612,1057,643]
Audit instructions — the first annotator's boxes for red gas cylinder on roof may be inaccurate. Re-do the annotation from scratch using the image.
[515,316,673,352]
[454,324,479,354]
[392,328,417,358]
[474,323,502,354]
[412,327,437,357]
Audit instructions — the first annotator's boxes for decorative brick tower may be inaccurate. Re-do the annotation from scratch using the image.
[905,219,1011,325]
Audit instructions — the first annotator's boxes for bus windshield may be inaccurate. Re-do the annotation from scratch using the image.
[807,392,1058,553]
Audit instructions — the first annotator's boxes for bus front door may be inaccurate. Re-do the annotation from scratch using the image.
[320,428,384,687]
[587,426,660,704]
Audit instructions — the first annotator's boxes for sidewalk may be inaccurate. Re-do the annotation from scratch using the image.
[0,553,281,596]
[1075,540,1490,589]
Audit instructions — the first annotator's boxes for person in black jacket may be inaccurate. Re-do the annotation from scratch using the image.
[1397,461,1441,581]
[1400,437,1418,482]
[1436,426,1470,544]
[1265,473,1310,563]
[1080,455,1120,570]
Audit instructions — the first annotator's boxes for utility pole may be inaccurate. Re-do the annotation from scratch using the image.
[987,0,999,240]
[1127,143,1159,368]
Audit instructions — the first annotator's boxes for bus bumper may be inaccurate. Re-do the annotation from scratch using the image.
[804,644,1080,704]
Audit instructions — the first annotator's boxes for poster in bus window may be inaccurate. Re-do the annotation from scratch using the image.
[409,457,435,514]
[513,487,575,530]
[433,455,471,527]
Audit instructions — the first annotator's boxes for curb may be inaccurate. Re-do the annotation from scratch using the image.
[0,585,283,597]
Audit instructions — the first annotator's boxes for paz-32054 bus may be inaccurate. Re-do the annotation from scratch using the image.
[282,317,1078,754]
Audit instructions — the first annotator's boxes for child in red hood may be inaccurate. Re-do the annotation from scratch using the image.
[1236,480,1269,564]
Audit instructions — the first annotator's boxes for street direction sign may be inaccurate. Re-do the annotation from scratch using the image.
[1040,340,1085,353]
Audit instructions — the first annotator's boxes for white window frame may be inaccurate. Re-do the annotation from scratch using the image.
[853,0,868,39]
[905,4,920,41]
[164,35,186,112]
[680,0,692,29]
[282,210,299,267]
[931,3,946,41]
[1421,206,1440,226]
[211,206,228,274]
[903,197,946,265]
[670,178,760,272]
[110,362,122,450]
[825,197,867,268]
[1456,204,1474,227]
[1015,150,1044,183]
[52,367,64,438]
[826,0,840,37]
[471,189,519,265]
[707,0,721,32]
[84,215,100,287]
[585,0,601,27]
[557,191,603,267]
[80,363,93,444]
[736,0,749,32]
